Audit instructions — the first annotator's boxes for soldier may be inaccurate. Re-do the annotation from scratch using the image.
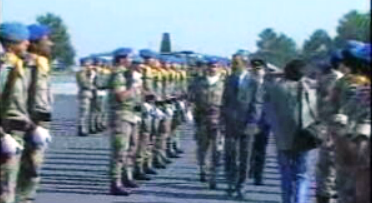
[130,56,152,181]
[139,49,171,169]
[194,57,225,189]
[76,57,95,137]
[14,24,54,203]
[93,57,111,133]
[329,44,371,203]
[315,53,344,203]
[0,22,50,203]
[108,47,140,195]
[222,52,264,199]
[134,55,158,176]
[248,59,271,186]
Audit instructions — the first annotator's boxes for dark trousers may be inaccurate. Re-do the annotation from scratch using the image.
[249,122,270,184]
[224,121,255,190]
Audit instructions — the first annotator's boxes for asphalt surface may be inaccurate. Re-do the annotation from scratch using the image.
[34,94,311,203]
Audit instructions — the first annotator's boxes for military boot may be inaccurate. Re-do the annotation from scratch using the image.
[134,165,151,181]
[122,168,139,188]
[166,142,180,158]
[110,181,130,196]
[77,126,88,137]
[144,161,157,175]
[172,142,184,154]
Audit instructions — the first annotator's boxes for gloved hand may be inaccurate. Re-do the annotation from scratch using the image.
[31,126,52,148]
[245,123,260,135]
[332,114,348,125]
[185,110,194,123]
[165,107,174,117]
[1,133,24,155]
[143,102,153,114]
[155,108,166,119]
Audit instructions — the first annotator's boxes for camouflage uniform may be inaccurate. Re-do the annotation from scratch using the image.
[194,74,225,186]
[92,67,111,132]
[316,69,343,202]
[329,75,371,203]
[108,66,141,187]
[76,67,96,136]
[16,54,53,203]
[0,53,36,203]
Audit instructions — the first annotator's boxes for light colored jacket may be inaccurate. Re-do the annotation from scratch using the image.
[265,77,317,150]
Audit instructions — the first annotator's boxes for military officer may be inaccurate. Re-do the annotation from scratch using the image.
[194,57,225,189]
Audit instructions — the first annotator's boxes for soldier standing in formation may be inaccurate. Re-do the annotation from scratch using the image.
[0,22,53,203]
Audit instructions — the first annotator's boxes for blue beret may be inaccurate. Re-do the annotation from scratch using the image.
[206,57,219,65]
[113,48,133,57]
[350,43,371,63]
[133,55,144,64]
[28,24,51,41]
[80,57,93,65]
[0,22,30,41]
[139,49,158,59]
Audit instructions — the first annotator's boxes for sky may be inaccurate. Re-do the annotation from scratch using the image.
[1,0,370,58]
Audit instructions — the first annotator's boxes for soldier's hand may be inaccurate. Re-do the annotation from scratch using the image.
[1,133,24,155]
[31,126,52,148]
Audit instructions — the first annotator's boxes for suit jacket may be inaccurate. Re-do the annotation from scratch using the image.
[222,71,264,125]
[265,77,317,150]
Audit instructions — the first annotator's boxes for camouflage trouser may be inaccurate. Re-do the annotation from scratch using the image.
[110,118,138,183]
[224,120,255,190]
[196,116,221,183]
[169,108,183,152]
[154,118,171,162]
[332,125,371,203]
[0,131,24,203]
[137,116,153,169]
[78,96,92,134]
[90,95,105,132]
[316,131,337,199]
[16,122,50,203]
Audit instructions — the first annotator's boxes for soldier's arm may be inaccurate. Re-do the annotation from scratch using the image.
[29,56,53,124]
[112,72,133,102]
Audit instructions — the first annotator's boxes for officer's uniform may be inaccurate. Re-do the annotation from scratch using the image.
[194,59,225,189]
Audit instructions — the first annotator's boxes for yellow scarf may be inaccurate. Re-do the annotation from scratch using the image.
[4,53,24,77]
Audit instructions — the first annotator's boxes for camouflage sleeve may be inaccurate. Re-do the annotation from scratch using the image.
[28,57,53,123]
[76,70,94,90]
[1,63,36,132]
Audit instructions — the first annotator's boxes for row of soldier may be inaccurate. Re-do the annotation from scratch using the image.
[1,20,370,203]
[0,22,54,203]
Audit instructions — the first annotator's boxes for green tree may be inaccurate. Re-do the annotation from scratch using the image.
[302,29,333,62]
[334,10,370,48]
[36,13,76,67]
[160,32,172,53]
[254,28,298,68]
